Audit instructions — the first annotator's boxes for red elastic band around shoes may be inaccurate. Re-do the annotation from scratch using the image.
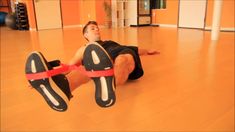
[26,63,114,80]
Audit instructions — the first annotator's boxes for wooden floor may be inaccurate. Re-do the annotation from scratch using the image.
[1,26,234,131]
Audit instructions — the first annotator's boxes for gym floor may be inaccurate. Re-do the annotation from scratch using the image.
[1,26,234,131]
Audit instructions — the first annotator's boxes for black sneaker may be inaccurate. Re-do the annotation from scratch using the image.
[83,42,116,107]
[25,51,72,112]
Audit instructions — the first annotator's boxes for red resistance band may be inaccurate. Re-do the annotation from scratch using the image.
[26,64,114,80]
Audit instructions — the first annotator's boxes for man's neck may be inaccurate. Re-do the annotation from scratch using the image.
[95,40,104,45]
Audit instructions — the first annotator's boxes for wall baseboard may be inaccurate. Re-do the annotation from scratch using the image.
[63,25,83,28]
[205,26,235,32]
[29,28,37,31]
[63,24,109,29]
[151,23,178,28]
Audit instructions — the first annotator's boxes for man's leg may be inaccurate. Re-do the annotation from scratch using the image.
[25,51,73,112]
[114,54,135,85]
[83,43,116,107]
[66,70,90,92]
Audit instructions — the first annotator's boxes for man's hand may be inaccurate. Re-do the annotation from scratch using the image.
[138,48,160,56]
[147,49,160,55]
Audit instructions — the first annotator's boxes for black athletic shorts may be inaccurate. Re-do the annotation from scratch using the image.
[96,40,144,80]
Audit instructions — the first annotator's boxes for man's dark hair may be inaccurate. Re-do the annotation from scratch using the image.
[82,21,98,35]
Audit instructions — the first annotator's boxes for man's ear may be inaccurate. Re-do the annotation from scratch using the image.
[84,33,88,39]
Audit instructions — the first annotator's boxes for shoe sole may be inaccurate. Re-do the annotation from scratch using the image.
[25,51,69,112]
[83,42,116,107]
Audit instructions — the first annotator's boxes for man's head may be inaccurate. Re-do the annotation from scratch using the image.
[82,21,101,42]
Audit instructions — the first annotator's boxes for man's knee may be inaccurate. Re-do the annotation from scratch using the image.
[115,54,128,63]
[115,54,135,72]
[113,54,135,85]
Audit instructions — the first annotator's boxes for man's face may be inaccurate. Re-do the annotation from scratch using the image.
[84,24,101,42]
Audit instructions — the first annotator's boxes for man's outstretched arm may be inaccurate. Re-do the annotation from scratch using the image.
[138,48,160,56]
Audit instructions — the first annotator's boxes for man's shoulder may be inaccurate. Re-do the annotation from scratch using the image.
[103,40,119,45]
[103,40,115,43]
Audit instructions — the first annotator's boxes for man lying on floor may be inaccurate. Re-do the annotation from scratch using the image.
[25,21,159,112]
